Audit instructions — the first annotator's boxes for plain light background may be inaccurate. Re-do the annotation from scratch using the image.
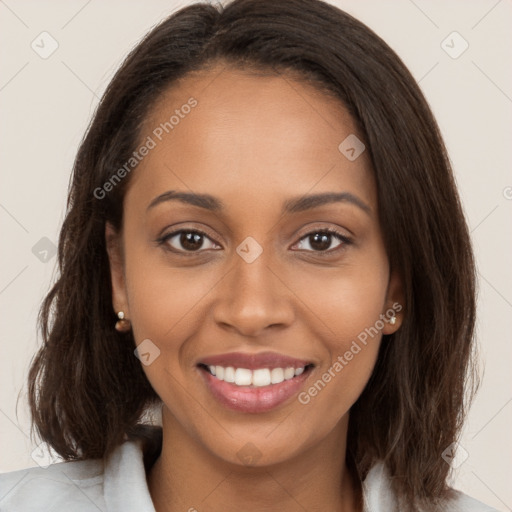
[0,0,511,510]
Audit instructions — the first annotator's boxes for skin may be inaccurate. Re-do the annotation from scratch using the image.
[107,63,404,512]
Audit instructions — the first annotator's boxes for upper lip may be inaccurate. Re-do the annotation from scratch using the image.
[198,351,313,370]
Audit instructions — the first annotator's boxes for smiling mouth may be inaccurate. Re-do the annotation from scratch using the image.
[197,362,315,413]
[198,363,315,387]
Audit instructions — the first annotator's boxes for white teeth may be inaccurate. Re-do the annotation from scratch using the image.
[206,364,307,387]
[252,368,271,387]
[270,368,284,384]
[224,366,235,383]
[284,367,295,380]
[234,368,252,386]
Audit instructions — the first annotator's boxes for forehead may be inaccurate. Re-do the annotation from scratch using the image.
[127,64,376,215]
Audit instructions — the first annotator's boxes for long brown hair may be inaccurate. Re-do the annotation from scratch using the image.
[28,0,478,509]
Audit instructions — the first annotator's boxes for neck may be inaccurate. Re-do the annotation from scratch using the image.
[147,409,362,512]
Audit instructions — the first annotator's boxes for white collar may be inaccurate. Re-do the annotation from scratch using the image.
[101,439,495,512]
[103,439,394,512]
[103,439,156,511]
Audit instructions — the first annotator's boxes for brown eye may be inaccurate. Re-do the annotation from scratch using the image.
[294,229,351,253]
[161,230,220,253]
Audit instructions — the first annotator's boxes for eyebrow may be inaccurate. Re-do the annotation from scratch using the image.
[147,190,371,215]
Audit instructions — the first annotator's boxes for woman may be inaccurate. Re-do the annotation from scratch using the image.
[0,0,499,510]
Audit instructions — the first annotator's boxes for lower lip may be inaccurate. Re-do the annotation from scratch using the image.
[199,366,312,413]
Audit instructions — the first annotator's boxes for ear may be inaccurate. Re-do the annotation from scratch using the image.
[381,268,405,335]
[105,222,130,318]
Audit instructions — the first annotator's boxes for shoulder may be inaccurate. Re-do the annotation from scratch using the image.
[0,440,155,512]
[0,457,106,511]
[362,461,500,512]
[445,489,501,512]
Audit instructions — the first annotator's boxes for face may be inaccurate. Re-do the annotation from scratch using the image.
[107,64,403,467]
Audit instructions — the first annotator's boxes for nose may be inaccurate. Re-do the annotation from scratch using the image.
[212,247,295,338]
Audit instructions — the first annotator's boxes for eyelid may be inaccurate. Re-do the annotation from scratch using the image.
[157,221,220,241]
[157,227,221,254]
[290,227,352,255]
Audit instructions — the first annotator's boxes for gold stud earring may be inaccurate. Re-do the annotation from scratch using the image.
[115,311,131,332]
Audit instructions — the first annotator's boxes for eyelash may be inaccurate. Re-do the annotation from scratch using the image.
[156,227,353,257]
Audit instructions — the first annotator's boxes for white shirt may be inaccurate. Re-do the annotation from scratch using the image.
[0,439,498,511]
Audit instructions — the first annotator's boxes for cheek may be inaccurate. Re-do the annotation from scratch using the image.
[295,341,380,443]
[122,253,208,413]
[122,241,226,407]
[290,254,389,413]
[124,241,217,342]
[292,271,387,428]
[302,271,387,335]
[293,249,389,350]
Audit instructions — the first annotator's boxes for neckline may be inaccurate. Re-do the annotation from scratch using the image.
[131,426,373,511]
